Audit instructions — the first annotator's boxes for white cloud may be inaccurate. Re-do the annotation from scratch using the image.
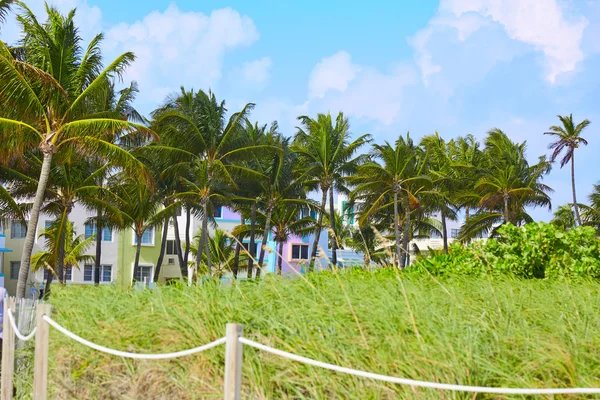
[104,4,259,102]
[305,52,419,125]
[235,56,273,85]
[413,0,588,84]
[308,51,360,98]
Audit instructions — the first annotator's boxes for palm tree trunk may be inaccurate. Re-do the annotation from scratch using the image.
[329,187,338,266]
[232,216,245,279]
[205,229,212,275]
[277,241,284,275]
[401,195,411,269]
[571,153,583,226]
[184,207,191,266]
[154,220,169,282]
[94,206,102,285]
[173,217,186,276]
[17,150,54,298]
[55,215,67,285]
[441,210,448,254]
[393,190,402,268]
[309,188,328,273]
[196,201,208,279]
[503,195,510,223]
[247,203,257,279]
[256,205,273,279]
[134,233,143,278]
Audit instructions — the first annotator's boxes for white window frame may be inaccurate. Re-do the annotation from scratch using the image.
[84,223,113,242]
[290,243,310,261]
[450,228,459,239]
[83,264,113,283]
[166,240,178,255]
[132,263,154,283]
[10,261,20,280]
[11,220,27,239]
[132,227,155,247]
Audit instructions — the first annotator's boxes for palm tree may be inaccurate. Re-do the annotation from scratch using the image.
[350,134,431,268]
[346,225,390,267]
[420,133,460,254]
[91,80,144,285]
[110,175,172,276]
[270,206,316,275]
[0,0,14,28]
[545,114,591,226]
[580,183,600,233]
[191,229,236,278]
[292,112,371,271]
[551,205,576,231]
[31,220,95,297]
[459,129,553,240]
[152,88,261,278]
[253,128,306,279]
[0,5,151,297]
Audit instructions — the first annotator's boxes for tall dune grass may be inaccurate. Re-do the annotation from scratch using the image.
[37,269,600,399]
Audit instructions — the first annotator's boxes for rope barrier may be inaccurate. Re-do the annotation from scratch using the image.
[43,315,226,360]
[238,337,600,395]
[6,308,37,342]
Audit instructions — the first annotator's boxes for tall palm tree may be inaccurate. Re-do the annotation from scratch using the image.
[420,133,460,254]
[545,114,591,226]
[350,134,431,268]
[152,88,262,278]
[91,80,144,285]
[110,174,172,276]
[0,5,151,297]
[459,129,553,240]
[253,129,306,279]
[292,112,371,271]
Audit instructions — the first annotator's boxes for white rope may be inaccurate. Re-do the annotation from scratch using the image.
[43,315,226,360]
[6,308,37,342]
[239,337,600,395]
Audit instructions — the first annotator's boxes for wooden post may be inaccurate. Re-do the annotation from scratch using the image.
[1,297,16,400]
[33,304,51,400]
[223,323,243,400]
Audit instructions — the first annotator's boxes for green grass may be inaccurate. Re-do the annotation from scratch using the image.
[37,269,600,399]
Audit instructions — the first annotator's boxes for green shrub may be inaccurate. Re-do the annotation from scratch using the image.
[412,222,600,279]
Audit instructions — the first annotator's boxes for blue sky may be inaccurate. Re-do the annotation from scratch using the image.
[2,0,599,221]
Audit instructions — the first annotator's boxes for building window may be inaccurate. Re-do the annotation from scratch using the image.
[166,240,178,255]
[84,223,113,241]
[133,265,153,282]
[242,242,258,255]
[291,244,309,260]
[102,227,112,241]
[175,207,182,217]
[43,268,71,282]
[84,264,112,282]
[44,220,54,230]
[430,231,442,239]
[213,206,223,219]
[10,261,20,280]
[11,221,27,239]
[134,228,154,245]
[451,229,459,239]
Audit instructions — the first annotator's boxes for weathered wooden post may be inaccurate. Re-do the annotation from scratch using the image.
[1,297,16,400]
[33,304,51,400]
[223,323,243,400]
